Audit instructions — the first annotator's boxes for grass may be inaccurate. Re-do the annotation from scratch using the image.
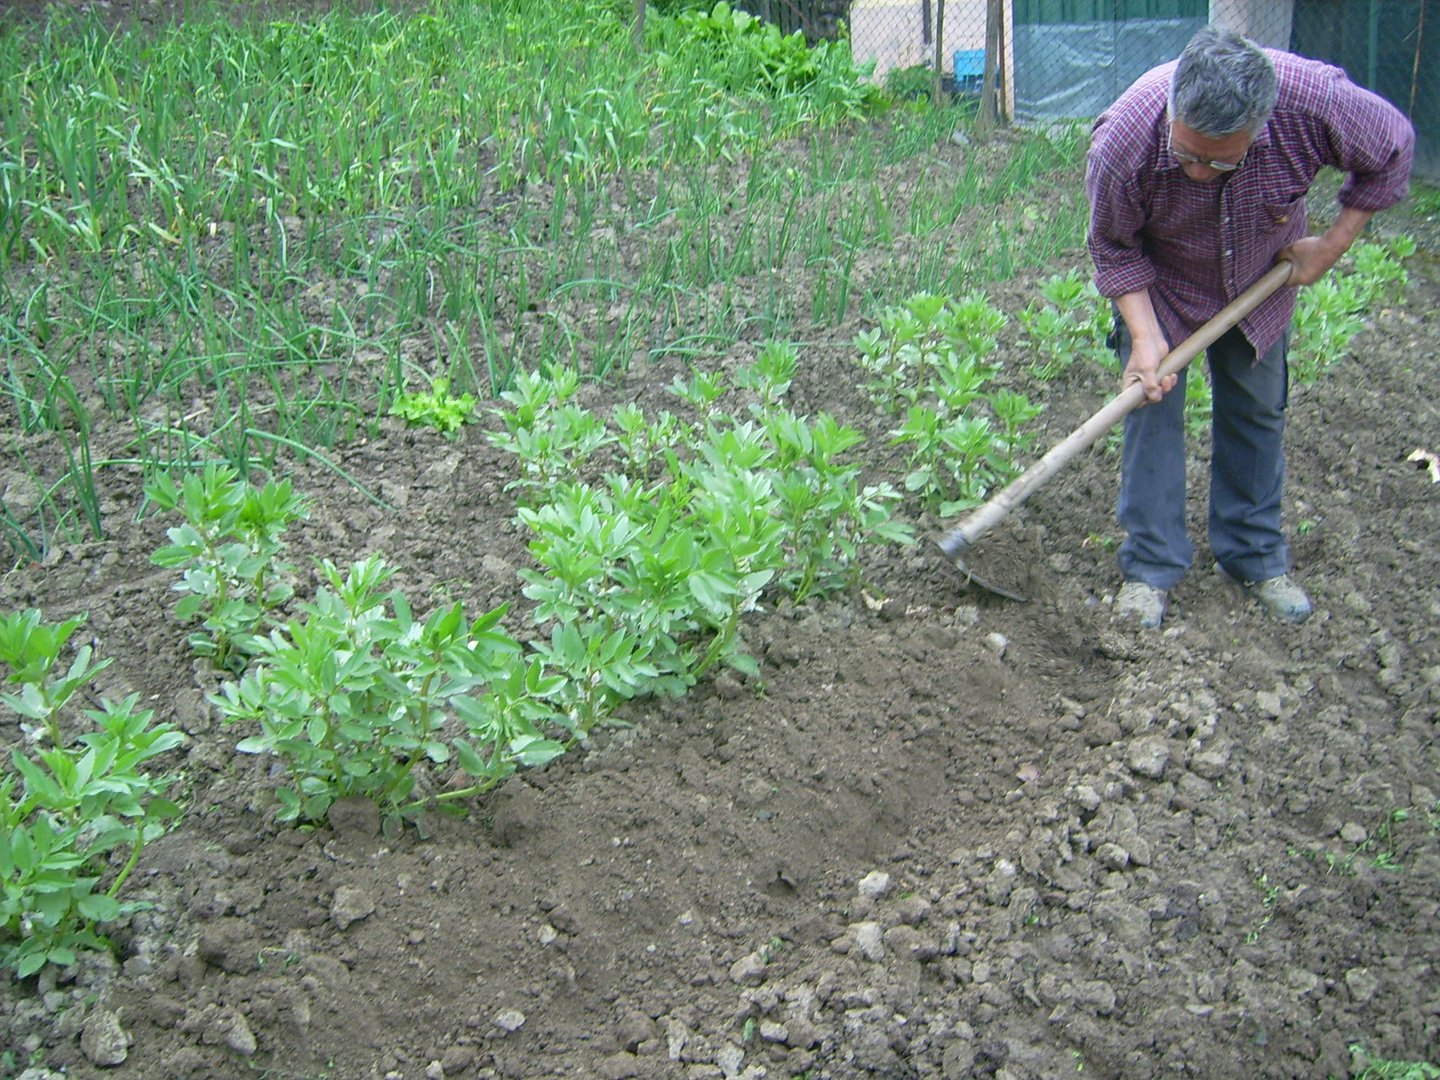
[0,0,1083,561]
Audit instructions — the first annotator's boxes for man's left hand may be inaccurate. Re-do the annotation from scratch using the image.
[1277,235,1346,286]
[1279,205,1378,286]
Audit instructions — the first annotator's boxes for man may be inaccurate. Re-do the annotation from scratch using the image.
[1086,24,1414,628]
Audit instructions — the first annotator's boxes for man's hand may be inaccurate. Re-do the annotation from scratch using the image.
[1123,334,1176,403]
[1114,291,1175,403]
[1280,205,1377,286]
[1278,234,1346,286]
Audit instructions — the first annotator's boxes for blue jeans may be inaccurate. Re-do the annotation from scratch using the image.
[1115,324,1290,590]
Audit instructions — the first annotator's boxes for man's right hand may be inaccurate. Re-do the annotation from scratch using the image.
[1114,291,1174,403]
[1123,334,1176,403]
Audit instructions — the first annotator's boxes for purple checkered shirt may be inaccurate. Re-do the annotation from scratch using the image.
[1086,50,1415,356]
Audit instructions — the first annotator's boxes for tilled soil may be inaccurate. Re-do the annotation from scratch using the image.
[3,235,1438,1078]
[2,4,1439,1078]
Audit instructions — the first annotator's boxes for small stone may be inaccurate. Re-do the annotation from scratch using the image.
[715,1043,745,1078]
[441,1045,477,1073]
[1190,746,1231,779]
[618,1012,657,1052]
[80,1008,129,1067]
[1339,822,1368,845]
[1096,842,1130,870]
[728,951,768,986]
[856,870,892,900]
[983,632,1009,656]
[494,1008,527,1034]
[666,1019,691,1061]
[1345,967,1380,1005]
[759,1020,789,1044]
[1126,736,1171,779]
[330,885,377,930]
[1256,690,1283,718]
[224,1011,258,1056]
[598,1052,641,1080]
[851,921,885,962]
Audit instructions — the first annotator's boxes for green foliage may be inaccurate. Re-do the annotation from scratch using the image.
[884,63,935,102]
[1019,270,1113,380]
[1291,236,1415,384]
[489,366,614,496]
[0,610,111,748]
[854,291,1040,517]
[212,555,567,828]
[1349,1043,1440,1080]
[0,612,183,977]
[147,464,309,672]
[649,2,885,121]
[493,342,914,696]
[1184,367,1212,443]
[389,377,477,436]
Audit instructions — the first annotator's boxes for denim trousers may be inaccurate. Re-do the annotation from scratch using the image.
[1114,323,1290,590]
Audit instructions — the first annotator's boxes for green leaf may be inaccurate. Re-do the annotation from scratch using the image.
[78,892,122,922]
[453,738,487,777]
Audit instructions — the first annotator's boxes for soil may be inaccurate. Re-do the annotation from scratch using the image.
[3,3,1440,1079]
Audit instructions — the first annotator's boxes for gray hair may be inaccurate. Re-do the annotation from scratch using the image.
[1169,25,1278,137]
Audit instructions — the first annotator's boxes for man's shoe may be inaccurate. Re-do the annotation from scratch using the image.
[1217,565,1313,624]
[1115,581,1168,628]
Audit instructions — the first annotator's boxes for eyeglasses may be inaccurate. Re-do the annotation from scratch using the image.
[1167,131,1247,173]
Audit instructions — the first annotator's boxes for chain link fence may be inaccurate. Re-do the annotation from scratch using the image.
[734,0,1436,177]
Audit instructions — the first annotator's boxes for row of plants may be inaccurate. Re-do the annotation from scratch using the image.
[7,317,1035,976]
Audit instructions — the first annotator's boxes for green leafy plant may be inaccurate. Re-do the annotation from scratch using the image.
[494,347,913,698]
[1019,271,1112,381]
[147,464,309,672]
[212,555,568,828]
[855,291,1039,517]
[1349,1043,1440,1080]
[389,376,477,436]
[489,366,614,497]
[1,611,183,977]
[884,63,934,102]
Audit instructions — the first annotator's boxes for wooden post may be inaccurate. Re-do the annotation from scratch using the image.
[932,0,946,108]
[978,0,1005,132]
[632,0,645,52]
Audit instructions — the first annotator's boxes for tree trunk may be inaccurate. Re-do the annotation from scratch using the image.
[632,0,645,52]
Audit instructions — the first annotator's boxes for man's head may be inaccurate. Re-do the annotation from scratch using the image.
[1167,25,1277,180]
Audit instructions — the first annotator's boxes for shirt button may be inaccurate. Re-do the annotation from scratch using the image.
[1224,249,1232,257]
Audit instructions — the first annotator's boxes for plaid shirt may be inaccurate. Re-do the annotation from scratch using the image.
[1086,50,1415,355]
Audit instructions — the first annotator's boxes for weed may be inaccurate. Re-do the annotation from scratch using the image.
[389,376,476,437]
[1244,869,1280,944]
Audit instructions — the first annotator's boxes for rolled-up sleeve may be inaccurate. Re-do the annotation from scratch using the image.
[1327,74,1415,211]
[1085,146,1158,300]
